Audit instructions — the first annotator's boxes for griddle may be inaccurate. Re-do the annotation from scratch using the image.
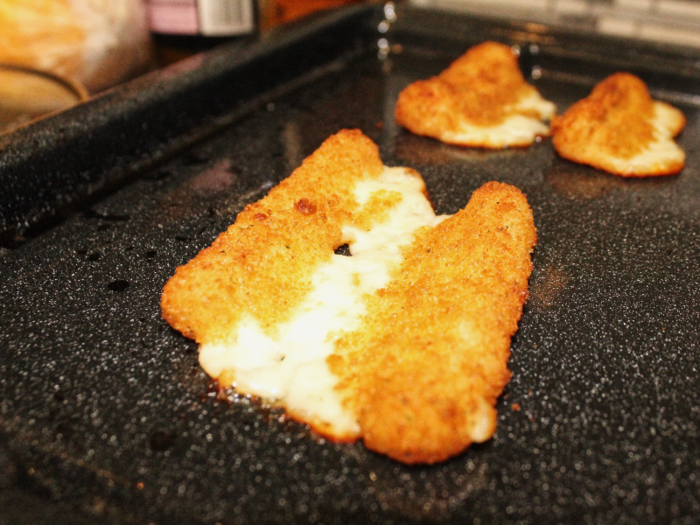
[2,4,700,524]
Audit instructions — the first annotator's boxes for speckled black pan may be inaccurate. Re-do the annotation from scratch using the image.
[2,5,700,524]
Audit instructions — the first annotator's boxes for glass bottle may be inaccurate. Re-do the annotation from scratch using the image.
[147,0,258,63]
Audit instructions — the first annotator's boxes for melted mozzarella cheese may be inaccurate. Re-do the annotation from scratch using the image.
[198,167,447,438]
[604,102,685,175]
[515,90,557,121]
[443,91,556,148]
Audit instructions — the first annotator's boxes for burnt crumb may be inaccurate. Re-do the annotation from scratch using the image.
[295,198,317,215]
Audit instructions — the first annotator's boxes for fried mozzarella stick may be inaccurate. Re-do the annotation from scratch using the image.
[551,73,685,176]
[395,41,556,148]
[162,130,537,463]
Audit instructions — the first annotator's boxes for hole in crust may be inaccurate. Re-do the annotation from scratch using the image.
[334,244,351,257]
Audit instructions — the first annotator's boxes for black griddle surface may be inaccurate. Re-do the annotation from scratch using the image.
[2,5,700,524]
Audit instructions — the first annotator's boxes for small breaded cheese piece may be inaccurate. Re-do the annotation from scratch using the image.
[161,130,537,464]
[551,73,686,177]
[394,41,556,148]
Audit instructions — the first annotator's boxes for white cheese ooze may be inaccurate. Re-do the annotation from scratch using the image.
[444,90,556,148]
[515,89,557,121]
[600,102,685,176]
[198,167,447,438]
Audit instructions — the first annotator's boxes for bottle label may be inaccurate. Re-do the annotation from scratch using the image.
[148,0,255,36]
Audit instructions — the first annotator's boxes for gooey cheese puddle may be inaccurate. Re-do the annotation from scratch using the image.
[198,167,447,438]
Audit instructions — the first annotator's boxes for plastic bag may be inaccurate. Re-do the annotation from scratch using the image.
[0,0,152,93]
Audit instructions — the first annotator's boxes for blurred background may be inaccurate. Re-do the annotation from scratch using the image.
[2,0,700,134]
[420,0,700,48]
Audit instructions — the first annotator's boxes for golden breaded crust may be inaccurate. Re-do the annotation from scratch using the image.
[330,181,537,464]
[394,41,555,148]
[162,130,537,465]
[161,129,383,344]
[551,72,686,177]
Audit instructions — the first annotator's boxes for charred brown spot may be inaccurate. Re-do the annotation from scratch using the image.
[295,198,317,215]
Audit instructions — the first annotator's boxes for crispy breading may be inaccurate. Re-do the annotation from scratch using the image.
[394,41,556,148]
[162,130,537,464]
[161,129,384,344]
[330,181,536,464]
[551,72,686,177]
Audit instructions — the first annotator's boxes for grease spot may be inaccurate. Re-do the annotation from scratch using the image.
[108,280,130,292]
[149,431,176,451]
